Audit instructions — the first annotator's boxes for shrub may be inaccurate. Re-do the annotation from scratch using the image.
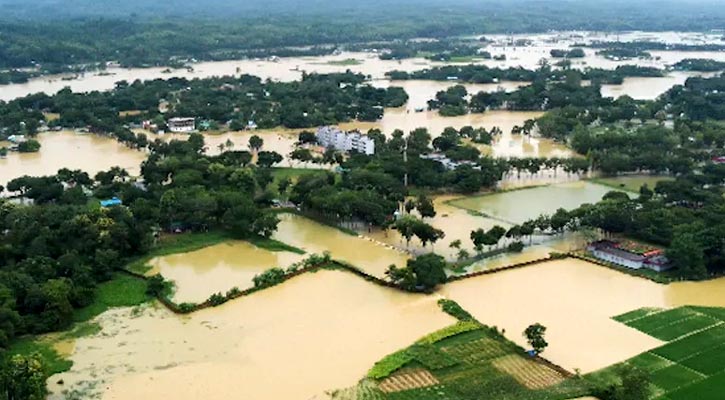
[417,320,482,345]
[252,267,287,288]
[146,274,169,297]
[177,303,197,313]
[226,287,241,297]
[438,299,474,321]
[507,241,524,253]
[207,293,227,306]
[367,349,414,379]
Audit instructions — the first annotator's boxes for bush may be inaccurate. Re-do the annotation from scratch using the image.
[226,287,241,297]
[367,349,414,379]
[507,241,525,253]
[145,274,169,297]
[252,267,287,288]
[177,302,197,313]
[207,293,226,306]
[417,321,482,345]
[438,299,474,321]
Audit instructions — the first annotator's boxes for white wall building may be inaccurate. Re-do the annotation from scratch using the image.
[316,126,375,155]
[167,117,196,133]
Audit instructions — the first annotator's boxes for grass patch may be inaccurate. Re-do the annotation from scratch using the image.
[73,273,150,323]
[612,307,663,323]
[589,175,673,193]
[626,352,672,372]
[680,344,725,375]
[653,324,725,362]
[650,364,704,392]
[667,370,725,400]
[248,236,306,254]
[588,306,725,400]
[7,337,73,375]
[623,307,719,341]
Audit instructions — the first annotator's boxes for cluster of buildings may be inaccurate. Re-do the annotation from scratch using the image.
[316,126,375,155]
[587,240,671,272]
[167,117,196,133]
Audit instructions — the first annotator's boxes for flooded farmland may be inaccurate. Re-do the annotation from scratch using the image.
[146,241,305,303]
[48,270,455,400]
[441,258,725,373]
[450,181,617,224]
[0,131,146,185]
[272,213,409,277]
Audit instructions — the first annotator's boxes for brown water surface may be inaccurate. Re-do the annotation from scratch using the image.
[441,258,725,373]
[48,271,454,400]
[146,241,305,303]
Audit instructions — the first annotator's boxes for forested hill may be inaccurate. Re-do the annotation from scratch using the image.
[2,0,725,72]
[1,0,725,29]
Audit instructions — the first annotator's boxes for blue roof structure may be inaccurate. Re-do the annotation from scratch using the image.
[100,197,122,207]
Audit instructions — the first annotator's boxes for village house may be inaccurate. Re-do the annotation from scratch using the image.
[420,153,481,171]
[167,117,196,133]
[587,240,671,272]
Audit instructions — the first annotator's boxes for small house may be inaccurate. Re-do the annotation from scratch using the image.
[587,240,671,272]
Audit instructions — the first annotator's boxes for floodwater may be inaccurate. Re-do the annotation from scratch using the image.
[48,270,455,400]
[450,181,616,224]
[441,258,725,373]
[365,195,507,261]
[0,131,146,185]
[272,213,409,277]
[146,241,305,303]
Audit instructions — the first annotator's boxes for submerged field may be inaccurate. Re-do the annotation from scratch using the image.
[47,270,454,399]
[449,182,617,224]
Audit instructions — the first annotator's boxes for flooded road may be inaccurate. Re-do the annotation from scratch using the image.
[441,258,725,373]
[48,270,454,400]
[450,181,616,224]
[0,131,146,185]
[272,214,409,277]
[146,241,305,303]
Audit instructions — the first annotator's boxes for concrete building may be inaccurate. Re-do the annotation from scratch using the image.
[316,126,375,155]
[420,153,480,171]
[167,117,196,133]
[587,240,671,272]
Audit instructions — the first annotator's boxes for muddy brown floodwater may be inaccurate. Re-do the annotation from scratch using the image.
[441,258,725,373]
[48,270,455,400]
[272,214,410,277]
[0,131,146,185]
[450,181,617,224]
[146,241,305,303]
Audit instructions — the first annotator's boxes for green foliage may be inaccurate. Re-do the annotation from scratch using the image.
[252,267,287,289]
[387,253,447,291]
[416,321,482,345]
[437,299,474,321]
[523,323,548,354]
[207,292,227,306]
[367,349,414,379]
[0,353,48,400]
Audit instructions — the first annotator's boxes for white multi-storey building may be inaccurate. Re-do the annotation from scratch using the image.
[316,126,375,155]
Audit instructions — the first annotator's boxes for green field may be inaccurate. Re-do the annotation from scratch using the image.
[333,302,590,400]
[595,306,725,398]
[590,175,674,193]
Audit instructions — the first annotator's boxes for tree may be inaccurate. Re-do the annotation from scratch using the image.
[666,227,707,278]
[249,135,263,153]
[416,194,436,218]
[17,139,41,153]
[0,353,47,400]
[256,151,282,168]
[523,323,548,354]
[409,253,447,289]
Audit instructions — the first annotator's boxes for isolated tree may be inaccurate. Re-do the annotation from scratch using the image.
[524,323,548,354]
[416,194,436,218]
[249,135,264,153]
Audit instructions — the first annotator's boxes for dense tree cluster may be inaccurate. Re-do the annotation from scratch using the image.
[0,134,283,347]
[0,72,407,140]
